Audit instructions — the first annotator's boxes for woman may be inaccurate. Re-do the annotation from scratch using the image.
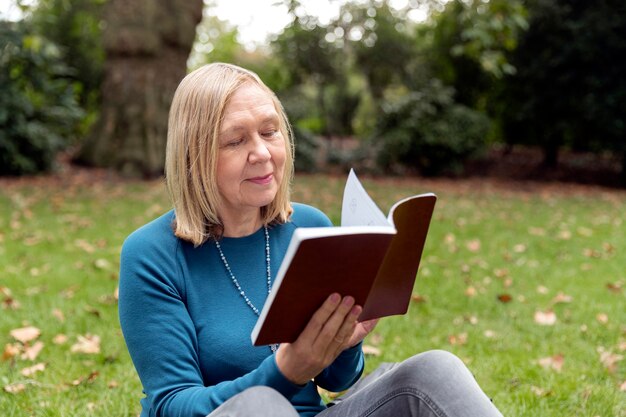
[119,63,503,417]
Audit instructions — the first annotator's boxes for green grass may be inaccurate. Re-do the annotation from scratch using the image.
[1,173,625,416]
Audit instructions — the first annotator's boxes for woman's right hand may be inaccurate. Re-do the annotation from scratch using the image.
[274,293,362,385]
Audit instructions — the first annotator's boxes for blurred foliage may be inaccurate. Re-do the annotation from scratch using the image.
[500,0,626,176]
[2,0,624,182]
[372,80,490,175]
[0,21,84,175]
[28,0,104,120]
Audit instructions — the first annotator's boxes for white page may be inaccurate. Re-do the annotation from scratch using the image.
[341,169,389,227]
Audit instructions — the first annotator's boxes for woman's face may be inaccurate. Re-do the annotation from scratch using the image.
[215,82,286,223]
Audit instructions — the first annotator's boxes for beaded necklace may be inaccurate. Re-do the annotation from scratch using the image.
[214,225,279,353]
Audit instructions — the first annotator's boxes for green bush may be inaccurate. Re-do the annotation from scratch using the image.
[373,80,490,175]
[293,126,323,173]
[0,21,84,175]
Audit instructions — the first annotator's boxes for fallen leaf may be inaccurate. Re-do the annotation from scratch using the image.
[466,239,481,252]
[513,244,526,253]
[606,282,623,293]
[534,310,557,326]
[1,287,21,310]
[20,362,46,377]
[52,308,65,322]
[598,348,623,374]
[596,313,609,324]
[530,385,552,396]
[2,343,21,361]
[497,293,513,303]
[538,354,564,372]
[108,380,119,389]
[53,334,68,345]
[94,258,111,270]
[582,248,601,258]
[70,334,101,355]
[558,230,572,240]
[10,326,41,344]
[484,330,496,338]
[70,370,99,386]
[411,294,427,303]
[620,380,626,392]
[465,286,477,297]
[3,382,26,394]
[21,341,44,361]
[551,292,573,304]
[494,268,509,278]
[448,332,468,346]
[75,239,95,253]
[528,227,545,236]
[536,286,549,294]
[362,345,381,356]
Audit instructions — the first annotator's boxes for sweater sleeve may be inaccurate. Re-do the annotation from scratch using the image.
[314,342,364,392]
[118,226,305,417]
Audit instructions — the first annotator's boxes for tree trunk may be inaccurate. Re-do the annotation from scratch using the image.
[76,0,203,177]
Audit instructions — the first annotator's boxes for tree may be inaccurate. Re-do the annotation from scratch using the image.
[422,0,527,110]
[76,0,203,177]
[500,0,626,182]
[0,21,84,175]
[29,0,105,115]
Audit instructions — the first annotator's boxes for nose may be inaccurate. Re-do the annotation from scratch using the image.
[248,135,271,164]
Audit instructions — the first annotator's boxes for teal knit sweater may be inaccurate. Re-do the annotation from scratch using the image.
[119,203,364,417]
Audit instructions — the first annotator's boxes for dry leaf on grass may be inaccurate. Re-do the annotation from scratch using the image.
[70,370,99,386]
[21,362,46,377]
[70,334,101,354]
[53,334,68,345]
[497,293,513,303]
[52,308,65,322]
[362,345,381,356]
[619,380,626,392]
[2,343,21,361]
[10,326,41,344]
[597,348,623,374]
[466,239,481,252]
[448,333,468,346]
[534,310,557,326]
[537,354,564,372]
[3,382,26,394]
[21,341,44,361]
[530,385,553,397]
[551,292,573,304]
[411,294,427,303]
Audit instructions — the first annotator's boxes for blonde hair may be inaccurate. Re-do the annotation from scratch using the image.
[165,63,294,246]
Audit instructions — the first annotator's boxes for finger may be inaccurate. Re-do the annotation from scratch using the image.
[332,305,362,356]
[298,293,342,344]
[312,295,356,352]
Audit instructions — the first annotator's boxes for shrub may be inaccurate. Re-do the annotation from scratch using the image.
[373,80,490,175]
[292,126,324,173]
[0,21,84,175]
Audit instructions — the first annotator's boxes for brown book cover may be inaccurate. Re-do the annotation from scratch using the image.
[251,188,437,346]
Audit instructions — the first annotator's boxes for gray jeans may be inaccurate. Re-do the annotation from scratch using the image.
[207,350,503,417]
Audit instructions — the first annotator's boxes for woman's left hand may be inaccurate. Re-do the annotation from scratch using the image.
[347,318,379,348]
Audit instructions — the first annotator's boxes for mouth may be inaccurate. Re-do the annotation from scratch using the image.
[248,173,273,185]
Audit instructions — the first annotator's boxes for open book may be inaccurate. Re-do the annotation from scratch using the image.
[251,169,437,346]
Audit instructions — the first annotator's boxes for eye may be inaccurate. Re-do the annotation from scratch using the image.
[261,129,278,138]
[225,138,244,147]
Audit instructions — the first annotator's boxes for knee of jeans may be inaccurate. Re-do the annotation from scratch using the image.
[401,350,469,382]
[239,386,291,407]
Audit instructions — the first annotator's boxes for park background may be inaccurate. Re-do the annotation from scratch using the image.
[1,0,625,415]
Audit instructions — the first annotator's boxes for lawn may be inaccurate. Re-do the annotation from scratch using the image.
[1,171,625,416]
